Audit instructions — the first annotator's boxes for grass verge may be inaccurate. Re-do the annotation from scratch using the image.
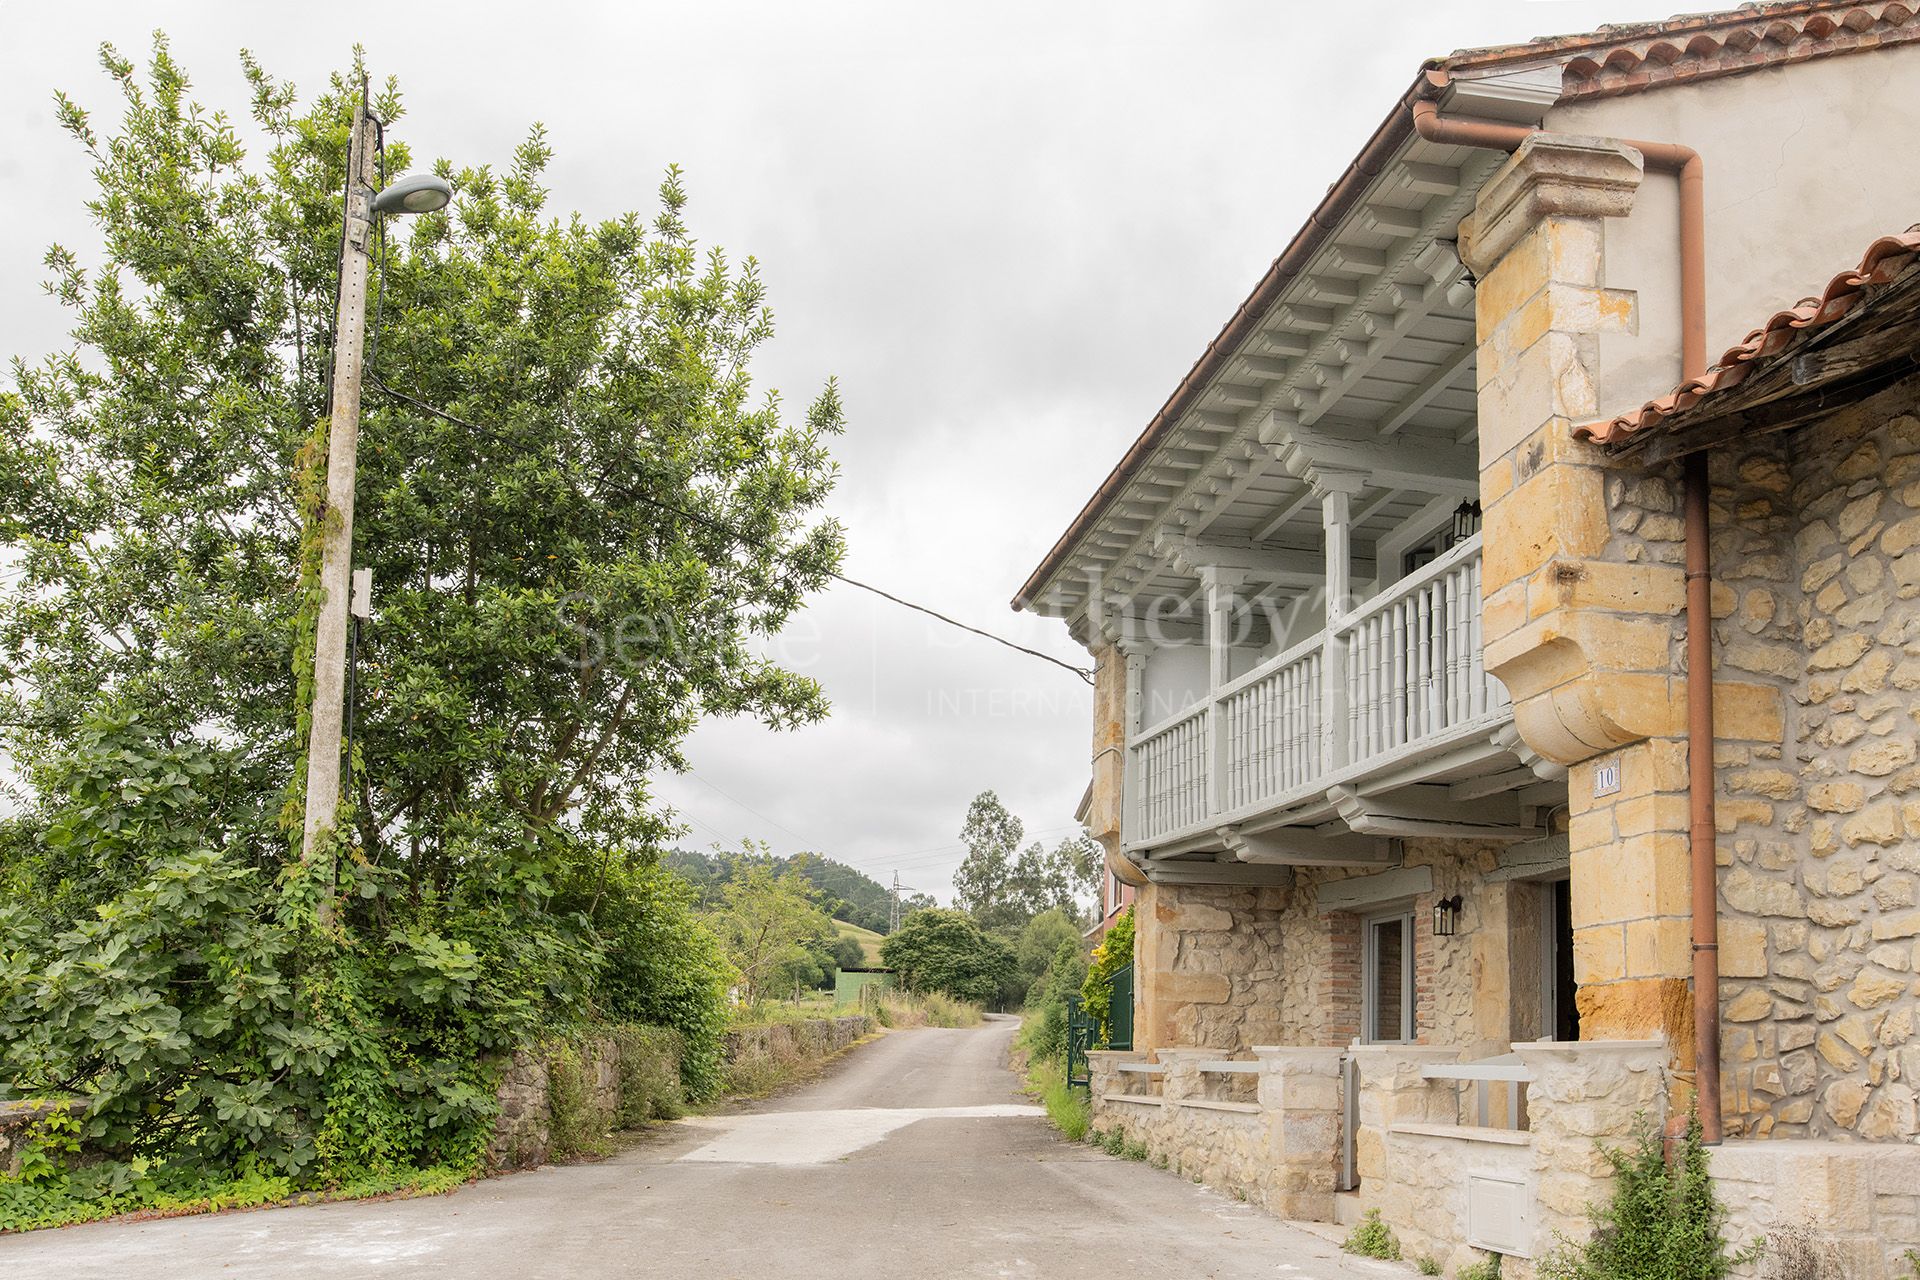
[1018,1047,1091,1142]
[0,1163,473,1236]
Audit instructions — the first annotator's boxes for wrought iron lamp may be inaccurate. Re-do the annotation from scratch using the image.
[1433,894,1464,937]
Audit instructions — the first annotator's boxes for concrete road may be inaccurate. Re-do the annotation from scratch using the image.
[0,1016,1402,1279]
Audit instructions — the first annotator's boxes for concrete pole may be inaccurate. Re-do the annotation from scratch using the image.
[301,95,377,890]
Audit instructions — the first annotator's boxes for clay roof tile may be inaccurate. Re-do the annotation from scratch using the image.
[1577,227,1920,446]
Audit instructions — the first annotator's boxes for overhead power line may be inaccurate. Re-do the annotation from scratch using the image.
[366,376,1095,685]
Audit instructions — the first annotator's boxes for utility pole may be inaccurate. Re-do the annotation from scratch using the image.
[301,91,377,889]
[298,88,452,907]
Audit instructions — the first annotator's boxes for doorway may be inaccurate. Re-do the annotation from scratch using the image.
[1543,877,1579,1042]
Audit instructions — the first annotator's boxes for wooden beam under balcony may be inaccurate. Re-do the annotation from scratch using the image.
[1142,857,1298,889]
[1220,826,1397,867]
[1328,784,1546,842]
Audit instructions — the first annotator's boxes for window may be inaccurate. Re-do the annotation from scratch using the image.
[1362,911,1417,1043]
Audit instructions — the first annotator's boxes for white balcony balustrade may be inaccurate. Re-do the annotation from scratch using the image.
[1125,534,1510,850]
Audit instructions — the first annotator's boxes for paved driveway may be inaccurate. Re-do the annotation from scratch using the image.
[0,1016,1403,1279]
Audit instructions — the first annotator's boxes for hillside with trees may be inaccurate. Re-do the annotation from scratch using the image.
[668,846,932,934]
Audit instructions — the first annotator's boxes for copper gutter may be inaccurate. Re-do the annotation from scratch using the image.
[1413,85,1722,1143]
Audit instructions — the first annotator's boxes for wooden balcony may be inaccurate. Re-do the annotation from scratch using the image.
[1124,535,1537,863]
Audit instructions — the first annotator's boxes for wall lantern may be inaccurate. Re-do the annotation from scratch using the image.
[1448,500,1483,548]
[1433,894,1465,937]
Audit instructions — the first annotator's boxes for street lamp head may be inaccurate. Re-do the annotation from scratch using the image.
[371,173,454,217]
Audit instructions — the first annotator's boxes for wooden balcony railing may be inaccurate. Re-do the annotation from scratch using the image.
[1125,535,1509,849]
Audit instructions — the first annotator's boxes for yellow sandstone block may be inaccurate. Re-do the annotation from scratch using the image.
[1712,681,1787,745]
[1625,916,1692,979]
[1573,922,1628,986]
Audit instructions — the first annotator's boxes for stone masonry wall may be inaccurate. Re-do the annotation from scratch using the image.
[1708,384,1920,1142]
[1140,882,1290,1050]
[1283,839,1526,1055]
[489,1016,872,1169]
[1137,838,1519,1056]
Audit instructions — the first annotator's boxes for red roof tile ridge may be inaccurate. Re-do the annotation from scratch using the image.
[1443,1,1920,101]
[1579,226,1920,445]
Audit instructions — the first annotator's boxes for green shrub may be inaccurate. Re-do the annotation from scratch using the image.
[1081,907,1134,1046]
[1458,1255,1502,1280]
[543,1042,610,1162]
[1019,936,1088,1061]
[1416,1257,1442,1277]
[1541,1110,1759,1280]
[574,863,731,1102]
[1121,1137,1149,1162]
[1343,1208,1402,1261]
[1097,1127,1126,1157]
[610,1025,685,1126]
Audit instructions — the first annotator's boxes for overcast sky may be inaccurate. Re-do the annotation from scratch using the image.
[1,0,1684,901]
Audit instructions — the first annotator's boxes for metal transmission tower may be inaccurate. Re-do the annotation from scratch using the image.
[888,872,914,935]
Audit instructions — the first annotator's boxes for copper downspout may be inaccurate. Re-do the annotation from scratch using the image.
[1412,93,1723,1143]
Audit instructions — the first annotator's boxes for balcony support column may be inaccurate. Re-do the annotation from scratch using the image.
[1200,566,1252,817]
[1312,469,1367,769]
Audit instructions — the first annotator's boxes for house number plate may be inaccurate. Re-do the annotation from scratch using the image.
[1593,762,1621,798]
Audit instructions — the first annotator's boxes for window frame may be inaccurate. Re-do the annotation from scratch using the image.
[1361,909,1417,1044]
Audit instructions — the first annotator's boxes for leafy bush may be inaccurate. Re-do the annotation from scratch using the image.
[1540,1111,1759,1280]
[567,859,731,1101]
[1081,907,1134,1046]
[1416,1257,1442,1277]
[1459,1255,1502,1280]
[878,909,1017,1006]
[1343,1209,1403,1261]
[610,1026,685,1126]
[1022,936,1089,1060]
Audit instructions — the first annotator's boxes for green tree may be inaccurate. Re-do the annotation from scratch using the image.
[830,933,868,971]
[1,37,843,886]
[953,791,1024,931]
[879,908,1017,1007]
[1015,908,1084,995]
[704,854,834,1003]
[953,793,1099,932]
[0,38,841,1193]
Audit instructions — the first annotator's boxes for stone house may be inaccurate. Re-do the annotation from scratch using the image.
[1012,4,1920,1275]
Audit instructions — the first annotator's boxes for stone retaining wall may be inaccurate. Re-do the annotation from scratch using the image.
[488,1035,623,1171]
[488,1016,872,1171]
[722,1015,870,1065]
[0,1099,78,1175]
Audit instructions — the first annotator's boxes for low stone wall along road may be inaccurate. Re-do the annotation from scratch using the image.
[1,1017,1398,1279]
